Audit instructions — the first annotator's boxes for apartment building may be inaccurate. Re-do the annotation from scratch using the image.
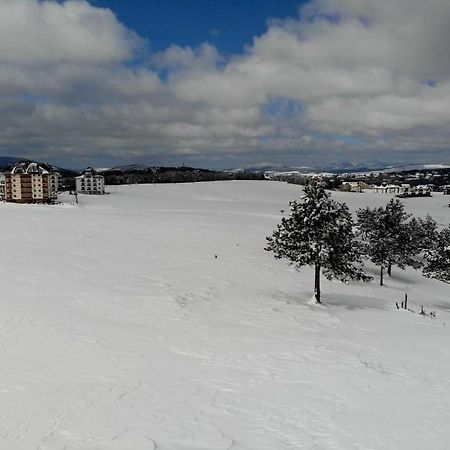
[5,161,59,204]
[41,163,63,194]
[75,167,105,195]
[0,173,5,201]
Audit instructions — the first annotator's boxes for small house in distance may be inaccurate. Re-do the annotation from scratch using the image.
[373,184,411,195]
[340,181,370,193]
[75,168,105,195]
[411,185,432,196]
[4,160,59,204]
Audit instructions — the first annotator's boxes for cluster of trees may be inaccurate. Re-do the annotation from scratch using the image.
[58,167,264,190]
[102,167,264,185]
[269,173,342,190]
[266,183,450,303]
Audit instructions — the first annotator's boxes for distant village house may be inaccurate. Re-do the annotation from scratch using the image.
[372,184,410,194]
[372,183,432,197]
[340,181,369,193]
[412,185,432,196]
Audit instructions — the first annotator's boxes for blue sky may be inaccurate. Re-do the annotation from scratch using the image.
[0,0,449,169]
[90,0,303,55]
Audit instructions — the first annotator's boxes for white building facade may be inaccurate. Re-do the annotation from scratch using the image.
[75,168,105,195]
[372,184,411,194]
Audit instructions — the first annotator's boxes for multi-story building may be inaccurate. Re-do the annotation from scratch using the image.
[41,163,63,194]
[5,160,59,204]
[75,168,105,195]
[0,173,5,201]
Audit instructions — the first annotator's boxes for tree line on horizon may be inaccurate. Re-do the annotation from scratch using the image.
[101,166,265,185]
[266,183,450,303]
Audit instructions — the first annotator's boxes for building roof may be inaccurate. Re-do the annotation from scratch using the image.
[9,160,50,175]
[75,167,104,179]
[82,167,98,175]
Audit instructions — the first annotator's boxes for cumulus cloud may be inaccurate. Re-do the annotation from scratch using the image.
[0,0,449,168]
[0,0,141,64]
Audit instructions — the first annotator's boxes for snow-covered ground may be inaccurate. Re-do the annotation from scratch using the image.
[1,181,449,450]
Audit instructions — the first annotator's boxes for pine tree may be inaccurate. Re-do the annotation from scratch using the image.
[357,199,419,285]
[408,215,438,252]
[265,183,370,303]
[423,226,450,283]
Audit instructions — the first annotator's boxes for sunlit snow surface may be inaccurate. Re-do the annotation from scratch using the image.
[1,181,449,450]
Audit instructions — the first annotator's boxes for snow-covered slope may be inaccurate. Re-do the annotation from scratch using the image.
[1,181,449,450]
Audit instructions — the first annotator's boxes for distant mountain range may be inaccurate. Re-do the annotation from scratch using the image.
[1,156,449,176]
[0,156,22,168]
[99,163,148,172]
[0,156,76,174]
[240,161,450,175]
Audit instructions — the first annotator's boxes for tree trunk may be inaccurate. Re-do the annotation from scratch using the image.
[380,265,384,286]
[387,263,392,277]
[314,264,321,303]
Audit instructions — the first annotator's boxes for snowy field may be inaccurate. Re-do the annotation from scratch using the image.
[1,180,449,450]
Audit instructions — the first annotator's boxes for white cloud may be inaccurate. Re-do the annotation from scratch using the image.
[154,43,221,71]
[0,0,449,168]
[0,0,141,64]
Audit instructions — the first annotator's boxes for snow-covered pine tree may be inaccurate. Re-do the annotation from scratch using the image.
[265,183,370,303]
[357,199,419,285]
[408,215,438,252]
[423,226,450,283]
